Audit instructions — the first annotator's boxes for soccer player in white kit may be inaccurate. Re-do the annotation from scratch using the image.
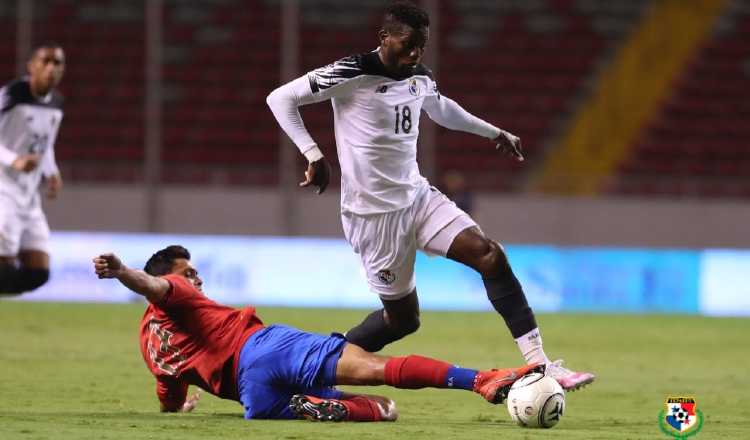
[0,43,65,295]
[267,1,594,390]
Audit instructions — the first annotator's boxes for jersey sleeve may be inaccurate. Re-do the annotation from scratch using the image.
[40,145,59,177]
[158,274,200,309]
[0,139,16,167]
[40,128,61,177]
[266,57,363,161]
[0,87,17,167]
[422,78,501,140]
[156,375,188,411]
[305,57,363,102]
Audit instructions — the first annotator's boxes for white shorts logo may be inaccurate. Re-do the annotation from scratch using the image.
[376,269,396,285]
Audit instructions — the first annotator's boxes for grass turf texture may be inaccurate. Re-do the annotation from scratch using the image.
[1,302,747,440]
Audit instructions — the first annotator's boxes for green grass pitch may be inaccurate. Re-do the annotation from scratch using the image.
[1,301,747,439]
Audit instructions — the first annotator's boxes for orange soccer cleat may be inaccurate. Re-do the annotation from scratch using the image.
[473,363,545,404]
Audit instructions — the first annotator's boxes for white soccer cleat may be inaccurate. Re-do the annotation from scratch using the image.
[546,359,595,391]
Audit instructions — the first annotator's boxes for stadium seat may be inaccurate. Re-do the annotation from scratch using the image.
[610,3,750,198]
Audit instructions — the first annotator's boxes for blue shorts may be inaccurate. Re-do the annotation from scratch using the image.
[236,325,346,419]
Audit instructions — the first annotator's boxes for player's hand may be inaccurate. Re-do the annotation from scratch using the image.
[180,391,201,413]
[10,154,41,172]
[93,253,125,279]
[45,174,63,199]
[299,157,331,194]
[494,130,524,162]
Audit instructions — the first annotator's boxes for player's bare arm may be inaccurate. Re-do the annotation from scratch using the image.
[420,90,523,161]
[92,253,169,303]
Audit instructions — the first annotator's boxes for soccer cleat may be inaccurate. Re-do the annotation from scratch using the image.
[473,363,544,404]
[290,394,348,422]
[546,359,595,391]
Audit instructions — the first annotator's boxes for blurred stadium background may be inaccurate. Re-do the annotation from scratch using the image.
[1,1,750,438]
[1,0,748,314]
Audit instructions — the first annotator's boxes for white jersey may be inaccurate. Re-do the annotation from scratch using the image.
[267,49,502,215]
[0,78,63,209]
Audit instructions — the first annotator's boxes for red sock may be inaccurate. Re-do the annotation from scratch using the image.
[340,396,382,422]
[384,355,452,389]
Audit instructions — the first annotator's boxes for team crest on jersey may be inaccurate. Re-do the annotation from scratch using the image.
[408,78,420,96]
[659,397,703,438]
[376,269,396,285]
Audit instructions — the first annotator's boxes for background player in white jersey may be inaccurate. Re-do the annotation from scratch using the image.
[266,1,594,390]
[0,43,65,295]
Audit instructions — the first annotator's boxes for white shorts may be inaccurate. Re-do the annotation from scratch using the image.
[341,183,477,299]
[0,194,50,257]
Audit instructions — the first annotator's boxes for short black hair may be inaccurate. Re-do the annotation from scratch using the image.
[30,41,63,59]
[144,245,191,276]
[383,1,429,33]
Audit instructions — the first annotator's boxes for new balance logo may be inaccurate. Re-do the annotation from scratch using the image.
[376,85,388,93]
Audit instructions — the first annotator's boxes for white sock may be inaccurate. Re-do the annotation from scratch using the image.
[514,328,550,365]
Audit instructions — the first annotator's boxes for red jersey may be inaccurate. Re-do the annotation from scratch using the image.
[138,274,264,409]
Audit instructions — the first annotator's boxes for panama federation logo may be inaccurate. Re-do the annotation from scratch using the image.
[376,269,396,285]
[659,397,703,438]
[408,78,420,96]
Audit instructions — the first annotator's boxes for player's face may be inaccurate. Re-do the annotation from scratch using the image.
[380,24,429,76]
[171,258,204,292]
[27,47,65,94]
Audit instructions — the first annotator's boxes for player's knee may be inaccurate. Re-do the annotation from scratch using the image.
[475,240,509,278]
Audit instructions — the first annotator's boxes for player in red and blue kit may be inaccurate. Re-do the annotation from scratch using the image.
[93,245,542,422]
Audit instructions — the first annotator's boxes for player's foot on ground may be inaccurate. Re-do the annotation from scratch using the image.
[473,363,544,404]
[290,394,348,422]
[546,359,595,391]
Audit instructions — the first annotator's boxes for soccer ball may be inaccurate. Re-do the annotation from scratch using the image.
[506,372,565,428]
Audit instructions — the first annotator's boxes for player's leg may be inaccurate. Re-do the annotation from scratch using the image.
[16,250,50,290]
[0,203,29,295]
[292,342,542,422]
[445,226,545,361]
[290,391,397,422]
[342,207,422,352]
[0,256,21,295]
[335,343,541,402]
[345,289,421,352]
[446,227,592,389]
[416,187,594,391]
[2,206,52,295]
[1,252,50,295]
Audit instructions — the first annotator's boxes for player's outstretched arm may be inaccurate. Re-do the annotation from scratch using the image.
[423,94,524,161]
[92,253,169,303]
